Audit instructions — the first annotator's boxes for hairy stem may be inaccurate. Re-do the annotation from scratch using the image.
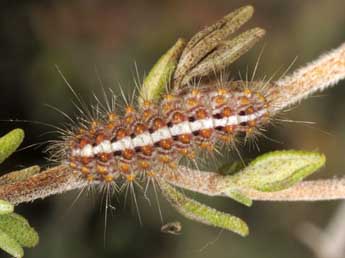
[267,42,345,113]
[163,167,345,201]
[1,165,345,205]
[0,166,87,205]
[241,179,345,201]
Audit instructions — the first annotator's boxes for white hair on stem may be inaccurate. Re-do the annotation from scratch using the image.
[268,42,345,114]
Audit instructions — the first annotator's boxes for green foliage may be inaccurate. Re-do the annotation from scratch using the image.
[227,150,325,192]
[0,213,39,248]
[0,129,24,165]
[0,129,39,257]
[0,229,24,258]
[221,150,325,208]
[0,200,39,258]
[160,181,249,236]
[138,38,186,107]
[159,150,325,235]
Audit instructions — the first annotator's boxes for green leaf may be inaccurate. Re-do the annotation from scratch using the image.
[160,181,249,236]
[0,213,39,248]
[138,38,186,106]
[0,129,24,165]
[0,200,14,215]
[0,229,24,258]
[226,150,325,192]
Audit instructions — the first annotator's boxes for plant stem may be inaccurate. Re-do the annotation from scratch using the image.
[163,167,345,202]
[1,165,345,205]
[267,42,345,114]
[0,166,87,205]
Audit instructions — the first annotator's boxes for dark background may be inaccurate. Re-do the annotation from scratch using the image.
[1,1,345,258]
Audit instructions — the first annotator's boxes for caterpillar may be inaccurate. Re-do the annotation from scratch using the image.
[65,81,271,184]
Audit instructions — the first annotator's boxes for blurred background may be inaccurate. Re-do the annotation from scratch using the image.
[1,1,345,258]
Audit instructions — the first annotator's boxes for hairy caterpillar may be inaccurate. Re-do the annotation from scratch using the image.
[64,81,271,184]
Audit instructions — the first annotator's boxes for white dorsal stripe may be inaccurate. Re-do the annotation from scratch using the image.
[169,121,192,135]
[151,127,171,142]
[132,132,153,147]
[111,141,122,152]
[72,109,267,157]
[93,140,112,154]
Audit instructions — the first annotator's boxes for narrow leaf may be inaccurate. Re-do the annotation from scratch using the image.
[182,27,265,85]
[182,6,254,54]
[0,129,24,164]
[174,5,254,86]
[160,181,249,236]
[138,38,186,106]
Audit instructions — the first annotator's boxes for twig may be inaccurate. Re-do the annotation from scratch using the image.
[267,42,345,114]
[0,166,87,205]
[2,164,345,205]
